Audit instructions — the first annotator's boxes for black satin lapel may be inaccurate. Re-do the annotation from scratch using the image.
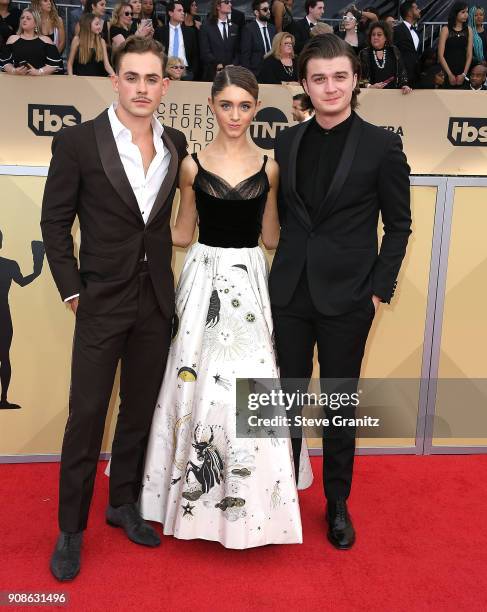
[314,114,363,225]
[146,128,178,226]
[288,121,312,230]
[94,111,141,220]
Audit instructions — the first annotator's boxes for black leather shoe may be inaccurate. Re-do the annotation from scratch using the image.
[106,503,160,547]
[326,499,355,550]
[50,531,83,581]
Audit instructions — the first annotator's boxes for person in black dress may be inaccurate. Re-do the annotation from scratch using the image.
[0,0,21,49]
[0,7,63,75]
[258,30,298,84]
[438,2,473,88]
[359,21,411,93]
[67,13,113,76]
[109,2,134,50]
[336,10,366,55]
[183,0,202,32]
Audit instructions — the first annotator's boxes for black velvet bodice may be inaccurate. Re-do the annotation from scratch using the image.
[191,153,269,248]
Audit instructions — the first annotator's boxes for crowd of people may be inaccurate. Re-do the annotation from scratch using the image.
[0,0,486,90]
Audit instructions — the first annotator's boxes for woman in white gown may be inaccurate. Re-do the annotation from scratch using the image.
[139,66,312,549]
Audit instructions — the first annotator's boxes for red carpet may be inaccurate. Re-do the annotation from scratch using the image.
[2,456,487,611]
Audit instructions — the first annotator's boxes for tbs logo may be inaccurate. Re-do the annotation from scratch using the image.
[448,117,487,146]
[28,104,81,136]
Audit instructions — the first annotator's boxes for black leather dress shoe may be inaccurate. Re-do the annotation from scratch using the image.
[106,503,161,547]
[50,531,83,581]
[326,499,355,550]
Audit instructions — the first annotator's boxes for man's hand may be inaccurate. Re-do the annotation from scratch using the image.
[372,295,381,313]
[67,297,79,314]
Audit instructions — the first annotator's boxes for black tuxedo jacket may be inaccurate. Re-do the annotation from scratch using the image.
[41,110,188,318]
[241,20,276,75]
[269,114,412,316]
[230,8,246,28]
[393,22,422,85]
[154,24,200,76]
[199,19,240,80]
[293,17,312,54]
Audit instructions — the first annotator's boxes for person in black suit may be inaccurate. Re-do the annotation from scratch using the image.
[269,35,411,550]
[41,37,188,582]
[229,6,246,28]
[241,0,275,75]
[393,1,422,86]
[199,0,240,81]
[154,0,199,79]
[293,0,324,54]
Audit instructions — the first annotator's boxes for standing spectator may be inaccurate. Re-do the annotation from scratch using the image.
[183,0,201,31]
[465,63,487,89]
[393,1,422,86]
[292,92,313,122]
[438,2,473,88]
[382,15,396,27]
[31,0,65,53]
[109,2,133,48]
[293,0,324,55]
[199,0,240,81]
[356,5,379,34]
[165,54,186,79]
[67,12,113,75]
[241,0,275,76]
[67,0,86,49]
[0,7,63,74]
[129,0,153,37]
[154,0,199,80]
[469,5,487,65]
[229,5,246,29]
[76,0,109,43]
[336,9,366,55]
[0,0,21,48]
[257,30,297,83]
[359,21,411,93]
[271,0,294,34]
[141,0,163,29]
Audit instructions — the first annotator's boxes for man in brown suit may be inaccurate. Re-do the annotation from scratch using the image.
[41,36,187,581]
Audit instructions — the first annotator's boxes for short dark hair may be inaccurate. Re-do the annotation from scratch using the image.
[112,35,166,74]
[305,0,322,14]
[252,0,268,11]
[293,92,313,111]
[167,1,183,14]
[367,21,393,47]
[297,34,361,110]
[400,1,416,20]
[211,65,259,101]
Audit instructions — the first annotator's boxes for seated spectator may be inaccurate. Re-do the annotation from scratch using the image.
[0,0,21,48]
[183,0,202,32]
[31,0,65,54]
[336,9,366,55]
[438,2,473,88]
[393,1,422,86]
[293,0,324,54]
[75,0,109,43]
[0,7,63,75]
[469,5,487,65]
[165,55,186,79]
[241,0,276,76]
[465,63,487,89]
[310,21,333,36]
[141,0,163,29]
[67,13,113,76]
[110,2,134,49]
[154,1,199,80]
[292,92,314,122]
[199,0,240,82]
[257,31,298,84]
[129,0,153,36]
[416,64,445,89]
[359,21,411,93]
[271,0,294,34]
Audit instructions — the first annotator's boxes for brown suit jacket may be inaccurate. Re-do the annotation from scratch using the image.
[41,109,188,318]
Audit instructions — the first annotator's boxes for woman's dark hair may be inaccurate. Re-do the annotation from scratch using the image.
[367,21,393,47]
[211,65,259,101]
[448,2,468,30]
[84,0,104,14]
[297,34,361,110]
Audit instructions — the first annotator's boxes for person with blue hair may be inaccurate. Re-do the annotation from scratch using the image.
[468,5,487,65]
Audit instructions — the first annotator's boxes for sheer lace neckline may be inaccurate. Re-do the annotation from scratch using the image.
[192,153,268,191]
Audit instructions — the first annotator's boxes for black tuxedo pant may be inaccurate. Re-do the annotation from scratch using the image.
[272,269,375,503]
[59,265,172,533]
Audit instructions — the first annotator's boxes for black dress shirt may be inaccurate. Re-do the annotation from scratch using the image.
[296,112,354,217]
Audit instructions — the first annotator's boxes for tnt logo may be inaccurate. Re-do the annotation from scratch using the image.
[448,117,487,146]
[250,107,288,149]
[28,104,81,136]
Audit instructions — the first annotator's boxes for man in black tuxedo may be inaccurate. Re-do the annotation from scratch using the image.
[270,35,411,550]
[241,0,275,76]
[41,37,187,581]
[154,1,199,80]
[199,0,241,81]
[293,0,324,54]
[229,6,246,28]
[393,1,422,86]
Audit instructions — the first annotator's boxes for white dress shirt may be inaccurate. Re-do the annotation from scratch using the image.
[169,23,188,67]
[218,19,230,39]
[404,20,419,51]
[257,18,271,51]
[64,104,170,302]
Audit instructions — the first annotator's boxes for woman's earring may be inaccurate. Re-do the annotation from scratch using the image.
[34,26,38,33]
